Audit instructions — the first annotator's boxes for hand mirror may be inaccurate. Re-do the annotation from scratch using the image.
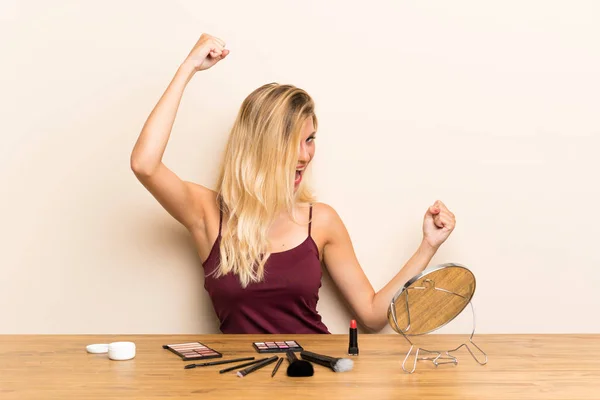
[387,263,487,373]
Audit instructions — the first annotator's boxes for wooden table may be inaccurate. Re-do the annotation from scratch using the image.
[1,334,599,399]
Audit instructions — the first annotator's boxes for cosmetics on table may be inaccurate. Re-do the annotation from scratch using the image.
[164,338,356,378]
[348,320,359,356]
[252,340,303,353]
[162,342,222,361]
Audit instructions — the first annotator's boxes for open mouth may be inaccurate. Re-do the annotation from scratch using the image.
[295,169,303,184]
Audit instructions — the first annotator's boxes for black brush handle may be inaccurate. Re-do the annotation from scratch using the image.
[219,357,268,373]
[185,356,255,369]
[286,350,299,363]
[300,351,337,369]
[237,356,279,377]
[271,357,284,377]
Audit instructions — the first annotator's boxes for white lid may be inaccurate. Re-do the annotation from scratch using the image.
[86,344,109,354]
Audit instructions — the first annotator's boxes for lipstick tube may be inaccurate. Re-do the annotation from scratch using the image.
[348,319,359,355]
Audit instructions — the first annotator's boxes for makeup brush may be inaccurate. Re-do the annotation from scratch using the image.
[219,358,269,374]
[184,357,255,369]
[285,350,314,377]
[236,356,279,378]
[300,351,354,372]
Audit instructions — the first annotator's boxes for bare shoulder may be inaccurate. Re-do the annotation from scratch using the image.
[311,202,347,246]
[311,202,339,222]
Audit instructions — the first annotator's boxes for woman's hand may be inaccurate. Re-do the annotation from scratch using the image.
[184,33,229,72]
[422,200,456,250]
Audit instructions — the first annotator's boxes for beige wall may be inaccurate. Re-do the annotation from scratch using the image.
[2,0,599,334]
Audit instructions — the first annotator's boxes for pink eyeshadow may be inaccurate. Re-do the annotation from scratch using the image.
[166,342,220,360]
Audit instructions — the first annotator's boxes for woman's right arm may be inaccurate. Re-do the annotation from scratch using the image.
[130,34,228,230]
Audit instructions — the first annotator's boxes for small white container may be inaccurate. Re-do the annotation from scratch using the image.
[108,341,136,361]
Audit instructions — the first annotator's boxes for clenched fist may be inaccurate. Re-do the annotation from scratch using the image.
[184,33,229,72]
[422,200,456,249]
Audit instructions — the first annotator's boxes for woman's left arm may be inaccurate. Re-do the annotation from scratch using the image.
[321,200,456,332]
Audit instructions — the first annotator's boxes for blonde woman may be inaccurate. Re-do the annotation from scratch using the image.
[131,33,456,334]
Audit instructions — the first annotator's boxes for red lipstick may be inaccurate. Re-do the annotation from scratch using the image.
[348,319,359,356]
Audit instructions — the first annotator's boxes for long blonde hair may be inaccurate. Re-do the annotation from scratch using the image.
[213,83,318,287]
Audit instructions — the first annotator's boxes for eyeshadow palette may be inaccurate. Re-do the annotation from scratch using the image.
[162,342,223,361]
[252,340,303,353]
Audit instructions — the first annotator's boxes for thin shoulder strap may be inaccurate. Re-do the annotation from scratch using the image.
[308,203,313,237]
[218,197,223,237]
